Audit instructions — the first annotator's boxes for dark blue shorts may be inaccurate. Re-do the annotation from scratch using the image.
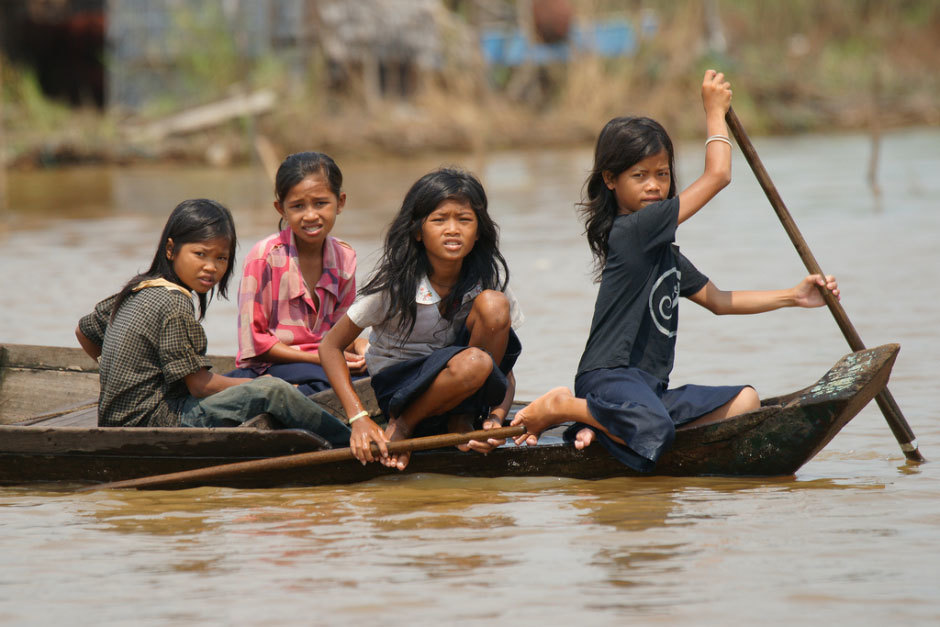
[573,367,747,473]
[228,362,364,397]
[369,327,522,437]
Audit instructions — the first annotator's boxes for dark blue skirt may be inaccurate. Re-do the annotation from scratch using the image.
[369,328,522,437]
[228,362,364,397]
[573,367,746,473]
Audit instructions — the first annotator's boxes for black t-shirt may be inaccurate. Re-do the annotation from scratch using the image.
[577,197,709,384]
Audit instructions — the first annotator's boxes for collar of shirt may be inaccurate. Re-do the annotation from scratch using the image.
[415,274,482,305]
[283,229,344,304]
[132,278,192,298]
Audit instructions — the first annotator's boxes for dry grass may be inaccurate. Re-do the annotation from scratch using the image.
[3,0,939,168]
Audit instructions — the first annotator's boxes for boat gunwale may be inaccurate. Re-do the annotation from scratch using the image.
[0,343,900,485]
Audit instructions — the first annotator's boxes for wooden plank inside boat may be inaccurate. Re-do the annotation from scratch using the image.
[0,344,236,425]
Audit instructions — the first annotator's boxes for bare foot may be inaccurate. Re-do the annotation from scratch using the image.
[383,418,412,470]
[448,414,476,452]
[573,427,596,450]
[449,414,503,454]
[510,386,575,446]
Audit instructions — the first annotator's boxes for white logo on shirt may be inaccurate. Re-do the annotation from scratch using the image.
[649,267,680,337]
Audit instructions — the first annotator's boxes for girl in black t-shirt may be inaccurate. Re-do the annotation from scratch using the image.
[511,70,840,472]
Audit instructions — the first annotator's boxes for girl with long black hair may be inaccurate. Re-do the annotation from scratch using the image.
[319,168,524,469]
[511,70,839,472]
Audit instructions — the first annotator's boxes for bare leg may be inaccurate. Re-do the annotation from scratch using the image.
[510,387,632,449]
[680,386,760,429]
[465,289,511,365]
[383,291,512,469]
[448,413,477,452]
[383,347,494,470]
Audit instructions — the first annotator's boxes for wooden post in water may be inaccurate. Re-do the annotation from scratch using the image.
[0,52,7,211]
[725,107,924,462]
[867,65,883,199]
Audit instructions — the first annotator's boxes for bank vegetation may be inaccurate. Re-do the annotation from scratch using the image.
[2,0,938,169]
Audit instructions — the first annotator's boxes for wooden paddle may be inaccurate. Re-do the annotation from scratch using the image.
[725,106,924,462]
[87,425,526,491]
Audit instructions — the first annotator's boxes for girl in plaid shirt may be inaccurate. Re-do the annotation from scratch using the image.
[76,198,350,445]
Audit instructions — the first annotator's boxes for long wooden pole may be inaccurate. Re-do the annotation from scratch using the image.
[87,425,527,491]
[725,106,923,462]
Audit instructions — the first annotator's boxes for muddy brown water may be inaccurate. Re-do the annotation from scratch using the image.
[1,129,938,624]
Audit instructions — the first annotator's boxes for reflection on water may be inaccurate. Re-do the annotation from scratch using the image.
[2,128,940,624]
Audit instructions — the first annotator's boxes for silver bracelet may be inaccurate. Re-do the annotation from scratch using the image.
[705,135,733,148]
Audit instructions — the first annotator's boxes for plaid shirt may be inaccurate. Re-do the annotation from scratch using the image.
[236,230,356,370]
[79,284,212,427]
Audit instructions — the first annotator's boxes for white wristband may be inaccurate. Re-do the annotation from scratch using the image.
[705,135,733,148]
[348,410,369,424]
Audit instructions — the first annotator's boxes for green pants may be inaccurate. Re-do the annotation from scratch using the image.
[180,377,350,448]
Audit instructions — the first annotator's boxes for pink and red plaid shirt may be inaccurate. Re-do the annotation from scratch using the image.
[236,228,356,370]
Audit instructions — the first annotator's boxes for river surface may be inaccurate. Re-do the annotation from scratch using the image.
[1,129,938,625]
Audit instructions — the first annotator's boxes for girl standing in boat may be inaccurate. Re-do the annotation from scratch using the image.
[319,168,524,470]
[229,151,366,395]
[75,199,350,445]
[511,70,839,471]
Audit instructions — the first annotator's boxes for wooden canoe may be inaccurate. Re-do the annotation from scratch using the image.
[0,342,898,486]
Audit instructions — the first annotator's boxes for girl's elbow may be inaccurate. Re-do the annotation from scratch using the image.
[186,383,209,398]
[317,342,343,367]
[700,299,728,315]
[184,371,214,398]
[715,169,731,189]
[316,342,334,360]
[703,163,731,188]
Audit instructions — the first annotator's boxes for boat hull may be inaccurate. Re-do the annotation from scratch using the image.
[0,343,898,487]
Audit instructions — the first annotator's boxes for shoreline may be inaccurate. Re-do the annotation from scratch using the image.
[6,102,937,172]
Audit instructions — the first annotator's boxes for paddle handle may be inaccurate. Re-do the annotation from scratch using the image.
[90,425,527,491]
[725,107,923,461]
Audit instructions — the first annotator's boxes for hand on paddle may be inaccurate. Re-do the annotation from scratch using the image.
[349,415,389,465]
[793,274,839,308]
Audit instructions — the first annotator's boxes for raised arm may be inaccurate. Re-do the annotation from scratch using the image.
[687,275,840,315]
[677,70,733,225]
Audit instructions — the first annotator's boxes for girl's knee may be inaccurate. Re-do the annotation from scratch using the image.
[470,290,511,330]
[447,347,493,390]
[250,376,297,399]
[735,386,760,411]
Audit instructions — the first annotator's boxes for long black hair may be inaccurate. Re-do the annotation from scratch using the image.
[111,198,238,321]
[579,116,677,279]
[274,151,343,230]
[360,167,509,337]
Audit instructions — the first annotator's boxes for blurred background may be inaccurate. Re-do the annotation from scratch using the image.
[1,0,938,175]
[2,7,940,623]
